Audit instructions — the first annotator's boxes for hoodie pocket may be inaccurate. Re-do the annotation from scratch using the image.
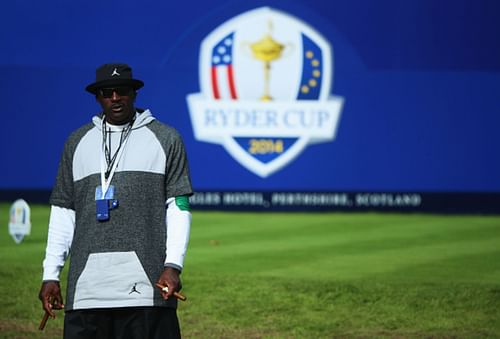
[73,251,154,309]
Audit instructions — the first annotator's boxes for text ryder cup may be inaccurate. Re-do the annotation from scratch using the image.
[203,107,332,129]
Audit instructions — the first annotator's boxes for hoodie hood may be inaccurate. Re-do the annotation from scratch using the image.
[92,109,155,131]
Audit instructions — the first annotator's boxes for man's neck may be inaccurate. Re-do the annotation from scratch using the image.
[104,112,137,129]
[104,111,136,126]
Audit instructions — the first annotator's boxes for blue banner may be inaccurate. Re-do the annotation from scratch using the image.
[0,0,499,211]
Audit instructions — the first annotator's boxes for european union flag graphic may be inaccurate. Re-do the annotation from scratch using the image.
[297,33,323,100]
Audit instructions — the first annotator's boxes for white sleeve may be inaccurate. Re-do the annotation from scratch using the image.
[165,197,192,271]
[42,205,75,281]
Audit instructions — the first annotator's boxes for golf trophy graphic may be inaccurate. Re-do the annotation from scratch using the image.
[248,21,289,101]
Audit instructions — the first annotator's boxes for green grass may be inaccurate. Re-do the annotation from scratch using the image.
[0,204,499,338]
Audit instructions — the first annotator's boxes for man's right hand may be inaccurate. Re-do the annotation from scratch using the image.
[38,281,64,317]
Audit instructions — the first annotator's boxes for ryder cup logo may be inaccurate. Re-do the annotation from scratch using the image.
[187,7,344,177]
[8,199,31,244]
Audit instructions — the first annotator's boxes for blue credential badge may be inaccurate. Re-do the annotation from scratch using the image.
[95,185,115,200]
[95,185,119,222]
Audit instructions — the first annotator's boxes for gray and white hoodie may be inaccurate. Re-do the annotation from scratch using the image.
[43,109,193,310]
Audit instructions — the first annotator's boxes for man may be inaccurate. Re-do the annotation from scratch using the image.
[38,63,193,338]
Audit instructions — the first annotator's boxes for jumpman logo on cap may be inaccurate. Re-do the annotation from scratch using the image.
[111,68,120,77]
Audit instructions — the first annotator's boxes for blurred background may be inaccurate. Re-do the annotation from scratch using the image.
[1,0,499,213]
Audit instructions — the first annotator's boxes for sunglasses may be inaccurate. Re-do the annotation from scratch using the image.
[98,87,133,98]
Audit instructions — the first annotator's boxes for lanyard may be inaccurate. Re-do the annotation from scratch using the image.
[99,117,135,199]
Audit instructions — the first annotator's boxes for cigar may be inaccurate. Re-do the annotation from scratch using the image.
[155,283,187,301]
[38,297,55,331]
[38,311,51,331]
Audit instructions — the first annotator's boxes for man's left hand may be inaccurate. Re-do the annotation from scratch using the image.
[156,267,182,300]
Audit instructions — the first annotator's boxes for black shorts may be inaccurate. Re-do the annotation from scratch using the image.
[63,307,181,339]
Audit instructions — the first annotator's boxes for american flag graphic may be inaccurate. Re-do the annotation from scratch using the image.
[210,32,238,100]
